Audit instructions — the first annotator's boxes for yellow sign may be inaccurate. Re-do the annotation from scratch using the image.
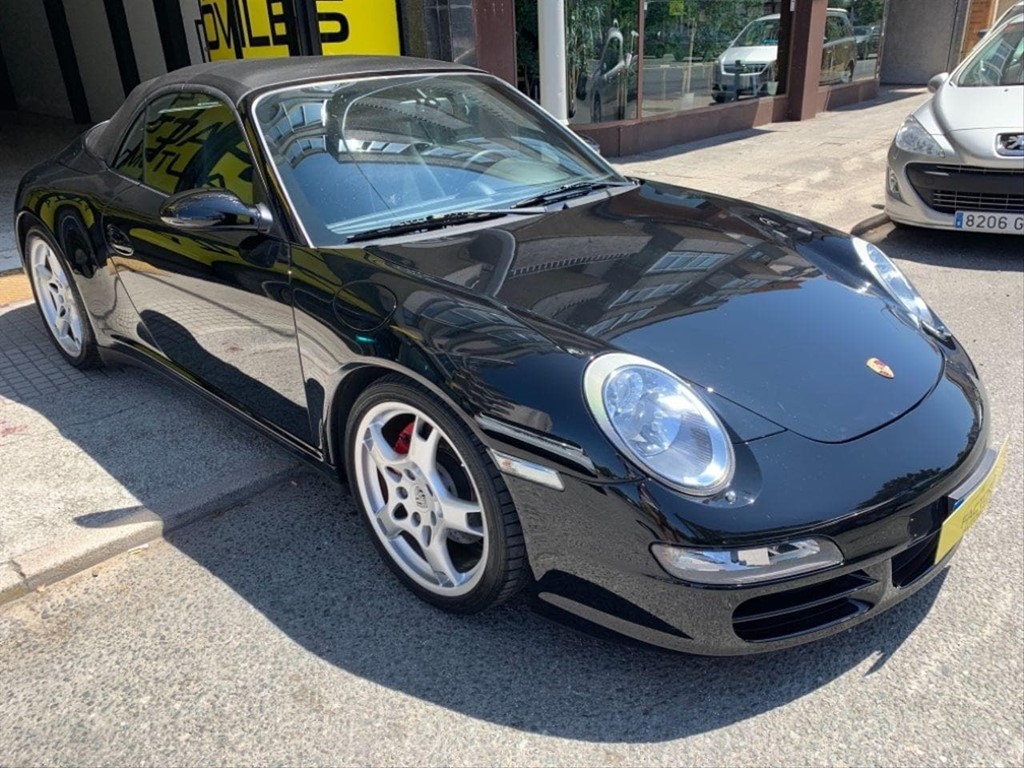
[317,0,400,55]
[199,0,400,61]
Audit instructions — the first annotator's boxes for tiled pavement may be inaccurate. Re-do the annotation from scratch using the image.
[0,292,114,408]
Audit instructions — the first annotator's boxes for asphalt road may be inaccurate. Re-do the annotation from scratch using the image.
[0,226,1021,766]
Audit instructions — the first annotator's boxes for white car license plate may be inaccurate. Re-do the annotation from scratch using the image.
[954,211,1024,234]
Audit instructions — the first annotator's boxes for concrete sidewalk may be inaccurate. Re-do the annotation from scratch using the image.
[616,86,930,234]
[0,87,927,603]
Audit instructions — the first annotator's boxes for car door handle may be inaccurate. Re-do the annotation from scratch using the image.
[105,225,134,256]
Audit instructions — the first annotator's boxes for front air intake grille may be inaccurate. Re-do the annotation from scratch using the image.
[906,164,1024,214]
[733,571,876,643]
[891,531,941,588]
[931,191,1024,212]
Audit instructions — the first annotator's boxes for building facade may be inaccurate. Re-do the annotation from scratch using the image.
[0,0,1008,155]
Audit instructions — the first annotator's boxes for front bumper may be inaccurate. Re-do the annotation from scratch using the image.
[712,66,775,98]
[501,345,992,654]
[885,144,1024,231]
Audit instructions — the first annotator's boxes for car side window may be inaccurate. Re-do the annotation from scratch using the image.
[825,18,842,42]
[112,112,144,182]
[142,91,255,204]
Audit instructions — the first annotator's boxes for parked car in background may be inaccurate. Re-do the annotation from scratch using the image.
[583,20,639,122]
[886,13,1024,234]
[712,9,857,102]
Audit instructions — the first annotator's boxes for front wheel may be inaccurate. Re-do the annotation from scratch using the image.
[345,376,528,613]
[24,228,101,369]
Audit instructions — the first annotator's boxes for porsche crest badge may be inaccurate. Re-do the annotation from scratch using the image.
[866,358,894,379]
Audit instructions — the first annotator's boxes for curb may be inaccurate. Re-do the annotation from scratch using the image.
[849,212,891,237]
[0,456,306,606]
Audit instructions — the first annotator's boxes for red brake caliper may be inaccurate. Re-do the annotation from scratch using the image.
[394,421,414,455]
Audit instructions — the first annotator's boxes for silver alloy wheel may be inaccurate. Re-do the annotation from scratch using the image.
[354,402,488,596]
[27,235,84,357]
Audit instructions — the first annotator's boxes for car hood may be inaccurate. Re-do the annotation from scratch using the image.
[929,83,1024,133]
[717,46,776,66]
[370,183,943,444]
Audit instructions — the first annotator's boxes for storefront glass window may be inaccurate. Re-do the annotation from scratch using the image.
[843,0,888,82]
[641,1,784,118]
[567,0,640,124]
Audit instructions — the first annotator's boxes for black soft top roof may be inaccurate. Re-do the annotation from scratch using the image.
[88,56,475,162]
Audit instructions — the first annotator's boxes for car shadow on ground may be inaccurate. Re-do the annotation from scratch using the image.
[867,224,1024,272]
[0,301,289,561]
[0,298,946,744]
[163,467,947,744]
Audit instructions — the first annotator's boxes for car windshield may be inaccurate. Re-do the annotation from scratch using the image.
[956,18,1024,86]
[253,73,620,244]
[733,19,780,47]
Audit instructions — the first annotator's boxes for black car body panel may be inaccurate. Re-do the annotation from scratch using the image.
[13,57,993,654]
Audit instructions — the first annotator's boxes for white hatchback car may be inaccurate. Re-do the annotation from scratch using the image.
[885,14,1024,234]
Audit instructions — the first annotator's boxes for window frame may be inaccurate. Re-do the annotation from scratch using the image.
[106,85,270,209]
[249,70,622,247]
[111,111,145,182]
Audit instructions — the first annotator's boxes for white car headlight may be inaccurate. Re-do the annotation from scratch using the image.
[584,353,734,496]
[853,238,939,329]
[894,116,945,158]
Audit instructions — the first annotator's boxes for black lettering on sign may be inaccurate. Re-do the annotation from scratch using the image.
[267,0,292,46]
[200,3,229,51]
[201,0,244,57]
[318,11,349,44]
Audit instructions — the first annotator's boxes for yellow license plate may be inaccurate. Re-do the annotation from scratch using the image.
[935,443,1008,564]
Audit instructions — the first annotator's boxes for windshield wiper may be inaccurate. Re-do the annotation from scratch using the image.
[511,178,637,209]
[343,208,541,243]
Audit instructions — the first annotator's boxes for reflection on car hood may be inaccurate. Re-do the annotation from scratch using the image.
[374,182,943,444]
[717,46,776,66]
[930,82,1024,133]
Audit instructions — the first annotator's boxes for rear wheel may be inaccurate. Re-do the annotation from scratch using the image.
[24,228,101,369]
[345,376,528,613]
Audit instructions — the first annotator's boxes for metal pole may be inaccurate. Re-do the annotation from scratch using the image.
[538,0,568,124]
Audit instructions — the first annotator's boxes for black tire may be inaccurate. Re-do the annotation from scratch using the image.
[344,375,529,613]
[23,226,102,370]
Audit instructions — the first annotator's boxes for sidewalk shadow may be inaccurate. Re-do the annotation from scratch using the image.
[618,127,774,163]
[827,85,928,113]
[0,301,286,559]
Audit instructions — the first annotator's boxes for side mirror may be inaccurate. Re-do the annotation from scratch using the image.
[927,72,949,93]
[580,135,602,155]
[159,189,272,234]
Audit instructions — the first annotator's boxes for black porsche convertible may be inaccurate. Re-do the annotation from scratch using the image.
[14,57,1006,654]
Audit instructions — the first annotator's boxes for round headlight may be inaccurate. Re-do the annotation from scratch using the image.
[853,238,938,328]
[584,353,734,495]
